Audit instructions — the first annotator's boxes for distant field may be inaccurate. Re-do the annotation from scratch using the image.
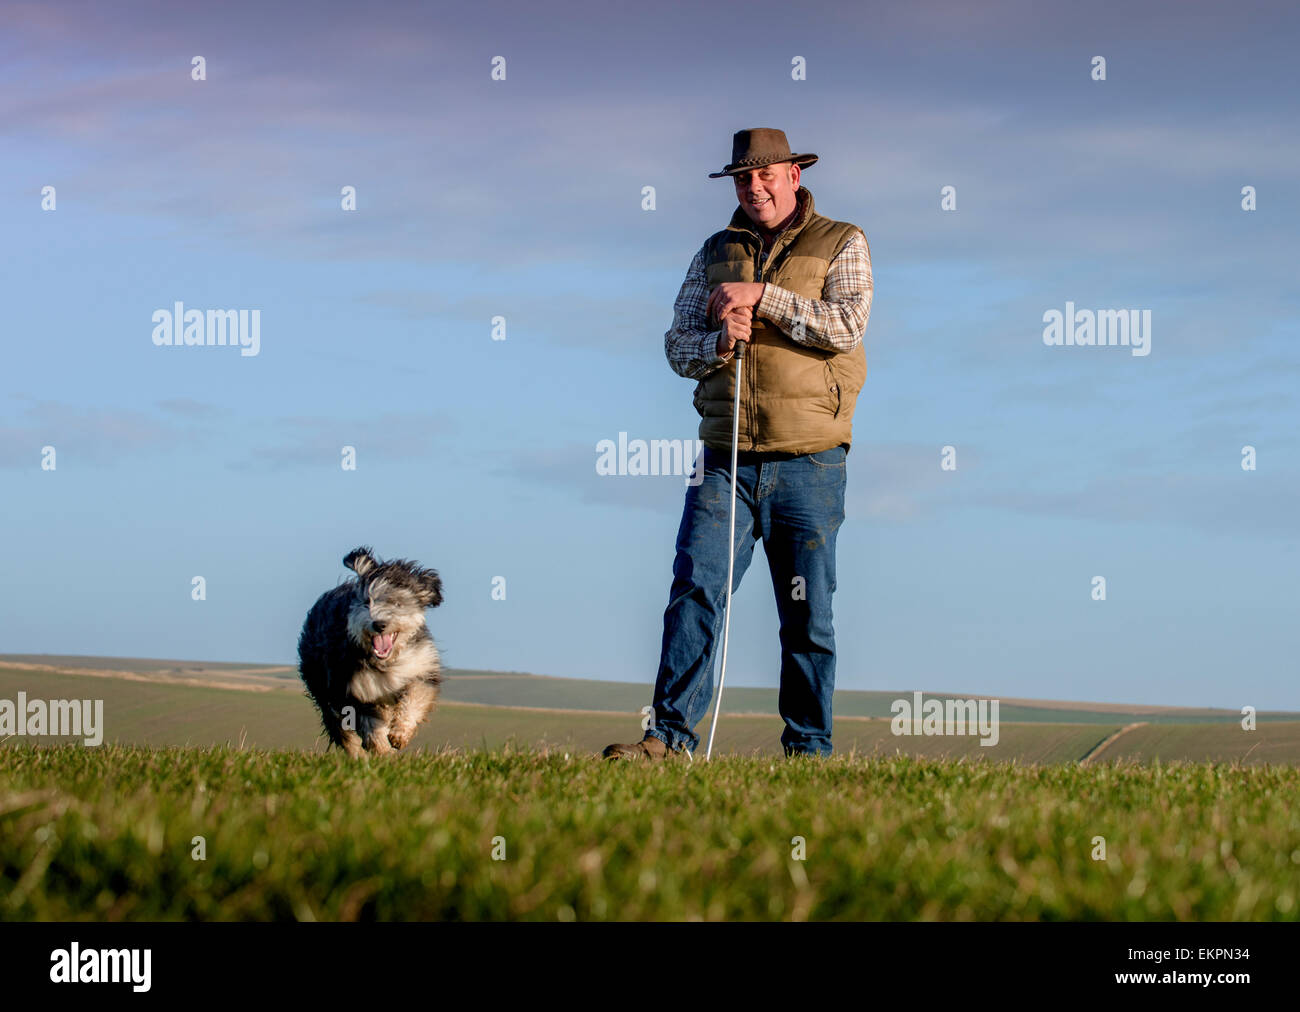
[5,654,1294,729]
[3,746,1298,921]
[0,654,514,680]
[434,672,1286,725]
[1,662,1294,764]
[0,654,300,675]
[1103,722,1300,766]
[0,666,1116,762]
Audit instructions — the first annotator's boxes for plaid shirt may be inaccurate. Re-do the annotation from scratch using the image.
[664,221,872,380]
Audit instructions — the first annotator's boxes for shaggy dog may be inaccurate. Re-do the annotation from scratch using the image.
[297,546,443,757]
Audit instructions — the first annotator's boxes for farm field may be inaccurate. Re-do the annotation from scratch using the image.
[2,659,1296,764]
[6,654,1295,725]
[0,665,1115,762]
[1103,722,1300,766]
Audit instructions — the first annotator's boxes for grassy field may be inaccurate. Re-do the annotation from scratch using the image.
[2,745,1298,921]
[5,658,1297,922]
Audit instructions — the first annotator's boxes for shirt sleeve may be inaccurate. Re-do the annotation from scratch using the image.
[664,245,733,380]
[755,230,872,353]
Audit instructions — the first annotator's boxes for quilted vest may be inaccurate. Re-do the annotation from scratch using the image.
[695,186,867,454]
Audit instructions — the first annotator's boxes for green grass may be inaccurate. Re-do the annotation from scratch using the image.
[3,745,1299,921]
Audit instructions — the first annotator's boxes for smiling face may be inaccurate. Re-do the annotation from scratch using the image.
[340,549,443,664]
[344,565,443,663]
[347,575,415,661]
[734,161,800,230]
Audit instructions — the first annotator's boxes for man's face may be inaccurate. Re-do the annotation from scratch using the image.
[734,162,799,229]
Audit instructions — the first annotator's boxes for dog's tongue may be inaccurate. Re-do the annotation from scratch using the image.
[374,633,394,655]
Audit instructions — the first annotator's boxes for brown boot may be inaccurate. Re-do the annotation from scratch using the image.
[602,733,672,761]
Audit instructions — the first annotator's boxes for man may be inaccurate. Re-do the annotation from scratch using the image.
[603,128,873,760]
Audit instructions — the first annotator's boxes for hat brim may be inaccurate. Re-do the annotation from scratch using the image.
[709,153,818,178]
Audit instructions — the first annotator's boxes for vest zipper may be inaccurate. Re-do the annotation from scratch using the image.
[748,236,779,451]
[751,233,786,449]
[738,196,804,452]
[750,243,763,451]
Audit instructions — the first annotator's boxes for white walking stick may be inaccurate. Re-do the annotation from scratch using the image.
[705,319,745,762]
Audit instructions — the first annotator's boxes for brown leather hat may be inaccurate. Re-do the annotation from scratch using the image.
[709,127,818,178]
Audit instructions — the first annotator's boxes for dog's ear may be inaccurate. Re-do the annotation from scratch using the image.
[418,569,443,608]
[343,547,378,576]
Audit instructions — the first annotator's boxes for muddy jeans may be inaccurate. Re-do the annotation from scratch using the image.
[645,443,847,757]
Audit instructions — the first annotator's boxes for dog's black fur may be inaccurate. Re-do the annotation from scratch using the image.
[297,546,443,756]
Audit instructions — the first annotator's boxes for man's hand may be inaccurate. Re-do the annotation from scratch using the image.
[707,282,765,326]
[716,305,752,358]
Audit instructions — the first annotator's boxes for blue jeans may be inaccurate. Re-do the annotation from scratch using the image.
[646,443,847,757]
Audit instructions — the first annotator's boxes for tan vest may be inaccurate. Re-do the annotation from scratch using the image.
[695,187,867,454]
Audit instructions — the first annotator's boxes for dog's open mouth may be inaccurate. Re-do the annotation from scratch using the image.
[372,632,394,659]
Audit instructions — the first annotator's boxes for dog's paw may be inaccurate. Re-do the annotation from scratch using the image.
[388,731,410,750]
[363,734,393,755]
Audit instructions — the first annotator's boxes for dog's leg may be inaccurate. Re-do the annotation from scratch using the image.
[314,700,366,759]
[359,709,394,755]
[340,727,366,758]
[388,679,440,750]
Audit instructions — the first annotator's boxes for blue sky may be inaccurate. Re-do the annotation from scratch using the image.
[2,0,1298,709]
